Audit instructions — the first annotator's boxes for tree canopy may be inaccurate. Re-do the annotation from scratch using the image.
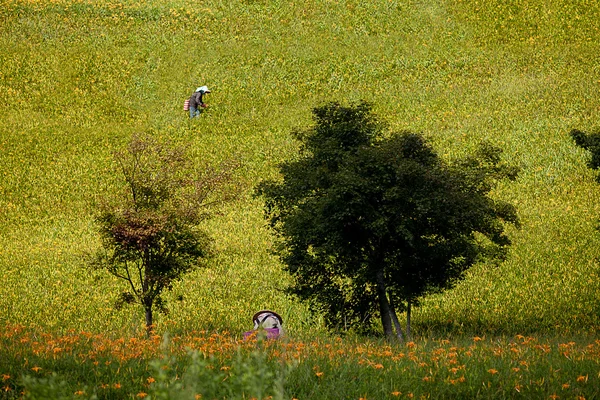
[257,101,519,339]
[571,128,600,182]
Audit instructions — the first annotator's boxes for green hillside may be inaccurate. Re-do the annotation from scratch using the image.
[1,0,600,337]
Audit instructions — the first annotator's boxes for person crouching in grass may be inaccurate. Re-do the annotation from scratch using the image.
[189,85,211,118]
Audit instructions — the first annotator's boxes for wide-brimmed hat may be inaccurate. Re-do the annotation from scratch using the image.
[196,85,211,93]
[252,310,283,325]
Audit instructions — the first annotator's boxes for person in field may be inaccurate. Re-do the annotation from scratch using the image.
[244,310,283,340]
[189,85,211,118]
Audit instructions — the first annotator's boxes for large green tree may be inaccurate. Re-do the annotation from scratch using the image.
[257,102,519,339]
[91,134,239,334]
[571,128,600,182]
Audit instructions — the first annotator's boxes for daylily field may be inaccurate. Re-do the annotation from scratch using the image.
[1,0,600,398]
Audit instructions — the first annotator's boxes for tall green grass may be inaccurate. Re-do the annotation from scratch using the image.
[1,0,600,338]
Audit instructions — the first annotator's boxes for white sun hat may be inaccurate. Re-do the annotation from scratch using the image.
[196,85,211,93]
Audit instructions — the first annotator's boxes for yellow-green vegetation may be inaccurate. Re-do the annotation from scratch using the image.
[1,0,600,397]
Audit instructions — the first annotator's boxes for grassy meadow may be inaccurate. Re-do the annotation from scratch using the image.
[2,0,600,398]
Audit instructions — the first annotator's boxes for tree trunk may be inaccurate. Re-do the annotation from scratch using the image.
[145,306,153,337]
[388,296,404,342]
[376,270,394,339]
[406,297,412,340]
[142,253,153,337]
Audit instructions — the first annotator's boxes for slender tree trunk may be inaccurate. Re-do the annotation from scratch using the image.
[388,296,404,342]
[145,305,153,337]
[376,270,394,339]
[406,297,412,340]
[142,251,153,337]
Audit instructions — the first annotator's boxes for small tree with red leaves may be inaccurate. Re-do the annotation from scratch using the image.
[91,133,239,335]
